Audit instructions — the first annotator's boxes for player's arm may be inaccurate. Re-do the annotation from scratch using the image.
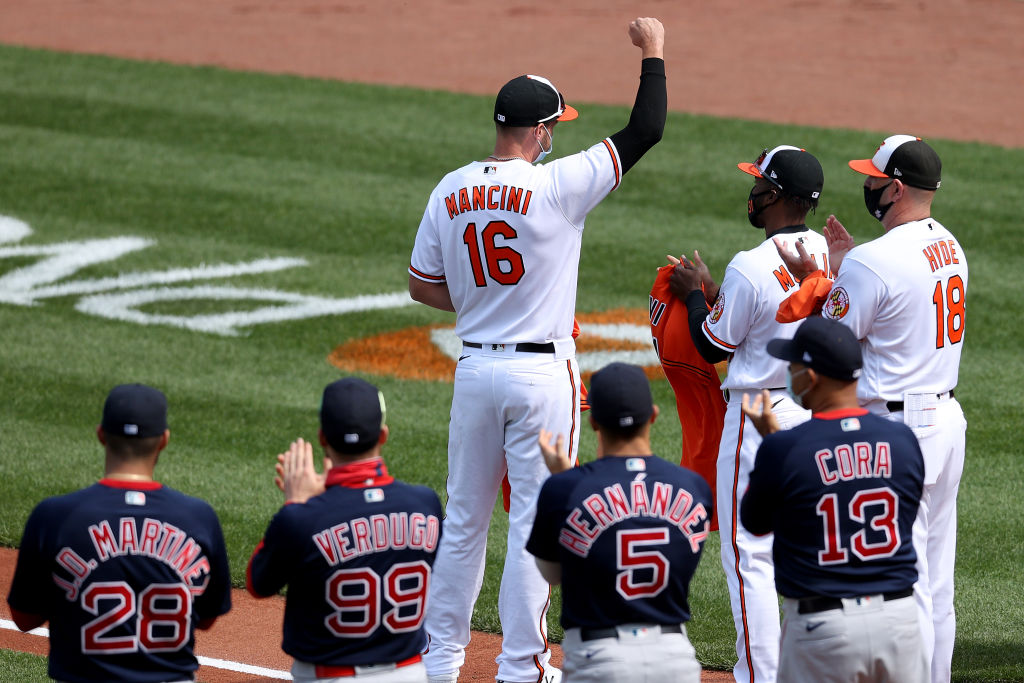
[739,445,778,536]
[9,608,45,632]
[534,558,562,585]
[408,274,455,312]
[608,18,666,175]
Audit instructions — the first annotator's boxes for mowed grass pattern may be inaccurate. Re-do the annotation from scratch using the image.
[0,45,1021,681]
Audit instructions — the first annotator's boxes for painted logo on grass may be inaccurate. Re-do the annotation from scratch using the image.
[328,309,665,382]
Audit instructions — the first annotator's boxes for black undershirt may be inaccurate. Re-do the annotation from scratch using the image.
[609,58,666,175]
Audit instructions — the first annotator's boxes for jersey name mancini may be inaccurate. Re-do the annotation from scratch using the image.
[55,517,214,601]
[443,183,534,220]
[559,481,709,557]
[312,512,441,566]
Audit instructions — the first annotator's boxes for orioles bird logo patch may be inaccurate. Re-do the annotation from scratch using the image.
[824,287,851,319]
[709,294,725,324]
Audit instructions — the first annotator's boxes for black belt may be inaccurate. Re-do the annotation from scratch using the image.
[579,624,682,641]
[886,389,954,413]
[463,341,555,353]
[797,588,914,614]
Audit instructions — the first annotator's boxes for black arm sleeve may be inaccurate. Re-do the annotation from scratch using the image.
[608,58,666,175]
[685,290,730,364]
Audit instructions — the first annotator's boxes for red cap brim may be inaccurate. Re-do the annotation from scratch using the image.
[557,104,579,122]
[848,158,889,178]
[737,162,763,178]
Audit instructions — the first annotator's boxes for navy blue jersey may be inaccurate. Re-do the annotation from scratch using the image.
[740,409,924,598]
[7,479,232,683]
[247,459,442,666]
[526,455,712,630]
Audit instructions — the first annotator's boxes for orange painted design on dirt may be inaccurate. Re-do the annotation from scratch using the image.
[327,309,668,382]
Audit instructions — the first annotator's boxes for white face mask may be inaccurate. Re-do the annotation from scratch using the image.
[786,367,811,408]
[535,125,553,163]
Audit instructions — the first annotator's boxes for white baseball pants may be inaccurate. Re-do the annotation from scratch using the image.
[423,346,580,683]
[718,390,810,683]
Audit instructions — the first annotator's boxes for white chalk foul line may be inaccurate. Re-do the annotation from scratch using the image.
[0,619,292,680]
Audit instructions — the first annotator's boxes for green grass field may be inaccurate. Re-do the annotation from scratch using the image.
[0,45,1022,681]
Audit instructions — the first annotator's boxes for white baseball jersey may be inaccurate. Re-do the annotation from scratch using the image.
[409,140,622,346]
[823,218,967,402]
[704,228,829,390]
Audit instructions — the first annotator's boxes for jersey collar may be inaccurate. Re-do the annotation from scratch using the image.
[813,407,869,420]
[99,478,163,490]
[326,457,394,489]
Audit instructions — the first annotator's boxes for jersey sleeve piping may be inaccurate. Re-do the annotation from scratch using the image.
[602,139,622,192]
[702,321,738,351]
[408,265,445,282]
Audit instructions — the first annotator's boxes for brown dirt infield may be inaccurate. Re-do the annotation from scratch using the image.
[0,1,1019,681]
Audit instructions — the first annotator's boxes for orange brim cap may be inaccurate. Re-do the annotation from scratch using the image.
[557,104,579,122]
[737,162,763,178]
[848,158,889,178]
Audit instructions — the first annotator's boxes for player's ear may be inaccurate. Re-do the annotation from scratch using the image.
[377,425,389,447]
[157,429,169,452]
[649,404,660,424]
[588,414,599,432]
[318,428,329,449]
[96,425,107,446]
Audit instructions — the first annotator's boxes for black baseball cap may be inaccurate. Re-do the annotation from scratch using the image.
[588,362,654,430]
[494,74,579,127]
[767,317,863,382]
[101,384,168,438]
[849,134,941,190]
[738,145,824,201]
[320,377,386,454]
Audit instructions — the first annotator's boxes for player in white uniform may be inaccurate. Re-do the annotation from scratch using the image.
[408,18,667,683]
[778,135,967,683]
[668,146,828,683]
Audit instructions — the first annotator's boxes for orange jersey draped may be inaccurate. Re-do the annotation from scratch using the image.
[650,265,726,530]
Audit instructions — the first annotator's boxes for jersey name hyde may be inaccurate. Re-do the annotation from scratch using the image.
[313,511,441,566]
[54,517,214,601]
[558,477,709,557]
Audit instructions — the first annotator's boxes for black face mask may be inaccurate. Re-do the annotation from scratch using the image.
[864,181,894,221]
[747,188,775,228]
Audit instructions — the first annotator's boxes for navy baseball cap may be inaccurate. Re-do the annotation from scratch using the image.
[738,145,824,201]
[849,134,941,190]
[320,377,386,454]
[494,74,579,127]
[588,363,654,430]
[767,317,863,382]
[101,384,168,438]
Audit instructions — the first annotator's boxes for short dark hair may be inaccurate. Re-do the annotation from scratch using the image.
[105,433,163,459]
[783,193,819,214]
[596,420,648,442]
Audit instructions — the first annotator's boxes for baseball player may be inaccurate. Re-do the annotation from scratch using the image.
[6,384,232,683]
[776,135,967,683]
[667,145,829,683]
[247,377,443,683]
[527,362,712,683]
[739,316,927,682]
[649,265,726,530]
[407,17,667,683]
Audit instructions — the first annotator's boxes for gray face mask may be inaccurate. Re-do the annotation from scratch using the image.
[786,367,811,408]
[535,126,553,163]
